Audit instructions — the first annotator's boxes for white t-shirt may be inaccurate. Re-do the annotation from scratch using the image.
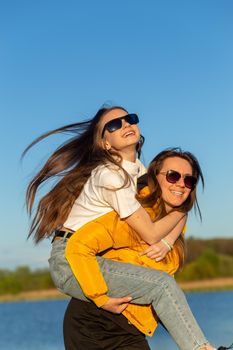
[63,159,147,231]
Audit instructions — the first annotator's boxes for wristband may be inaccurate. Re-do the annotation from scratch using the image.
[161,239,173,251]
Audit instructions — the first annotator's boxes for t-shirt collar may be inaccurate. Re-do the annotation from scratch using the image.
[121,159,141,177]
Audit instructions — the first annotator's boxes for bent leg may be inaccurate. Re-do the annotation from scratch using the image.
[99,258,209,350]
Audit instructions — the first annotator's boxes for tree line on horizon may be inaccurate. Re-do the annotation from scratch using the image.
[176,237,233,282]
[185,237,233,263]
[0,238,233,295]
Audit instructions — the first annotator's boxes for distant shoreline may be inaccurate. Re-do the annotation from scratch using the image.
[0,288,66,302]
[0,277,233,303]
[178,277,233,291]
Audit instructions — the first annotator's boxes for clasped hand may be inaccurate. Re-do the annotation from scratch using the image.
[140,240,171,261]
[101,296,132,313]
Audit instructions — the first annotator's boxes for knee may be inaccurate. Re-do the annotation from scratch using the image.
[155,272,178,292]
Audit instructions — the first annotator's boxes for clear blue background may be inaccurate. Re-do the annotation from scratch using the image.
[1,0,232,269]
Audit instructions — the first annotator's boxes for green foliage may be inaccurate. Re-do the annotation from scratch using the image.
[185,238,233,263]
[0,266,54,295]
[176,237,233,282]
[176,248,233,282]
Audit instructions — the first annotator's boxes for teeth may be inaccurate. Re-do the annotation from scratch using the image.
[171,191,183,196]
[124,131,134,137]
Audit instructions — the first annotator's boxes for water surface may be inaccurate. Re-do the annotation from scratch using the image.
[0,291,232,350]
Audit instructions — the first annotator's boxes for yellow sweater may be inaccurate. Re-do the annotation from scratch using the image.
[65,205,182,336]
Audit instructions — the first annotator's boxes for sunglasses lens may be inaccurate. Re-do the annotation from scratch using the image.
[163,170,197,189]
[166,170,181,183]
[105,118,122,133]
[125,114,139,125]
[184,176,197,190]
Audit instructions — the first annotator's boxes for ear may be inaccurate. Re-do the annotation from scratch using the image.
[102,139,111,150]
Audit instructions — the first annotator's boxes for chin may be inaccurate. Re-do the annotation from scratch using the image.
[172,203,183,208]
[165,202,182,211]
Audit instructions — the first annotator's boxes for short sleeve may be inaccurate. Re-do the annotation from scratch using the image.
[96,166,126,189]
[95,167,141,218]
[101,185,141,218]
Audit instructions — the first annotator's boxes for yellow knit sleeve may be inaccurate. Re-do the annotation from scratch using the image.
[65,219,114,307]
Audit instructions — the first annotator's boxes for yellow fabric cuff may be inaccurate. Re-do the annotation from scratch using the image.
[92,294,110,308]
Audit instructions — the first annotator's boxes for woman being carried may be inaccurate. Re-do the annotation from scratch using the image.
[24,105,230,350]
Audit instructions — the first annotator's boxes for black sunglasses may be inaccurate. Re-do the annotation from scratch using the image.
[101,113,139,138]
[159,170,197,190]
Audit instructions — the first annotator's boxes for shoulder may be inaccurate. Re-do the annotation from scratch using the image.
[92,163,125,188]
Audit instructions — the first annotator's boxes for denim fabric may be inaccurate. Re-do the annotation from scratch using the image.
[49,238,209,350]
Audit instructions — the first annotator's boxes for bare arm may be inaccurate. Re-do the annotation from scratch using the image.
[100,169,186,245]
[162,214,187,246]
[125,206,186,245]
[140,214,187,261]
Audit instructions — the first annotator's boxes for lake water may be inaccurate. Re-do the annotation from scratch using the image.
[0,291,232,350]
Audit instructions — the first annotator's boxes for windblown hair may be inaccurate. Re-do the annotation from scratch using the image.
[137,147,204,267]
[23,105,143,243]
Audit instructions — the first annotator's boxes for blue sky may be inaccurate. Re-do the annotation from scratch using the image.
[1,0,232,269]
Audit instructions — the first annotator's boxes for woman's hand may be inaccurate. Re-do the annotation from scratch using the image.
[140,240,171,261]
[101,296,132,314]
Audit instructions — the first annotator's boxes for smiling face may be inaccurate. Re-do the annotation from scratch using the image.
[99,108,140,160]
[156,156,193,211]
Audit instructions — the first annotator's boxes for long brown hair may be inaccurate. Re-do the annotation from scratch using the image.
[137,148,204,266]
[23,105,143,243]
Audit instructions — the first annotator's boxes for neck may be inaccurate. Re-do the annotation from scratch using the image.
[119,149,137,162]
[164,202,173,213]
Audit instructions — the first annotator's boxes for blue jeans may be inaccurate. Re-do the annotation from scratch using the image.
[49,238,209,350]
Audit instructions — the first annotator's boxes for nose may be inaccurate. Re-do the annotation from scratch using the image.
[122,118,130,128]
[175,177,185,187]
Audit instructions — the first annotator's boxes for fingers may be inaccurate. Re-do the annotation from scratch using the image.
[120,296,132,303]
[139,249,148,256]
[140,242,170,261]
[140,248,164,259]
[149,253,163,260]
[101,296,132,314]
[154,255,164,262]
[146,250,160,258]
[116,302,130,313]
[139,246,158,256]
